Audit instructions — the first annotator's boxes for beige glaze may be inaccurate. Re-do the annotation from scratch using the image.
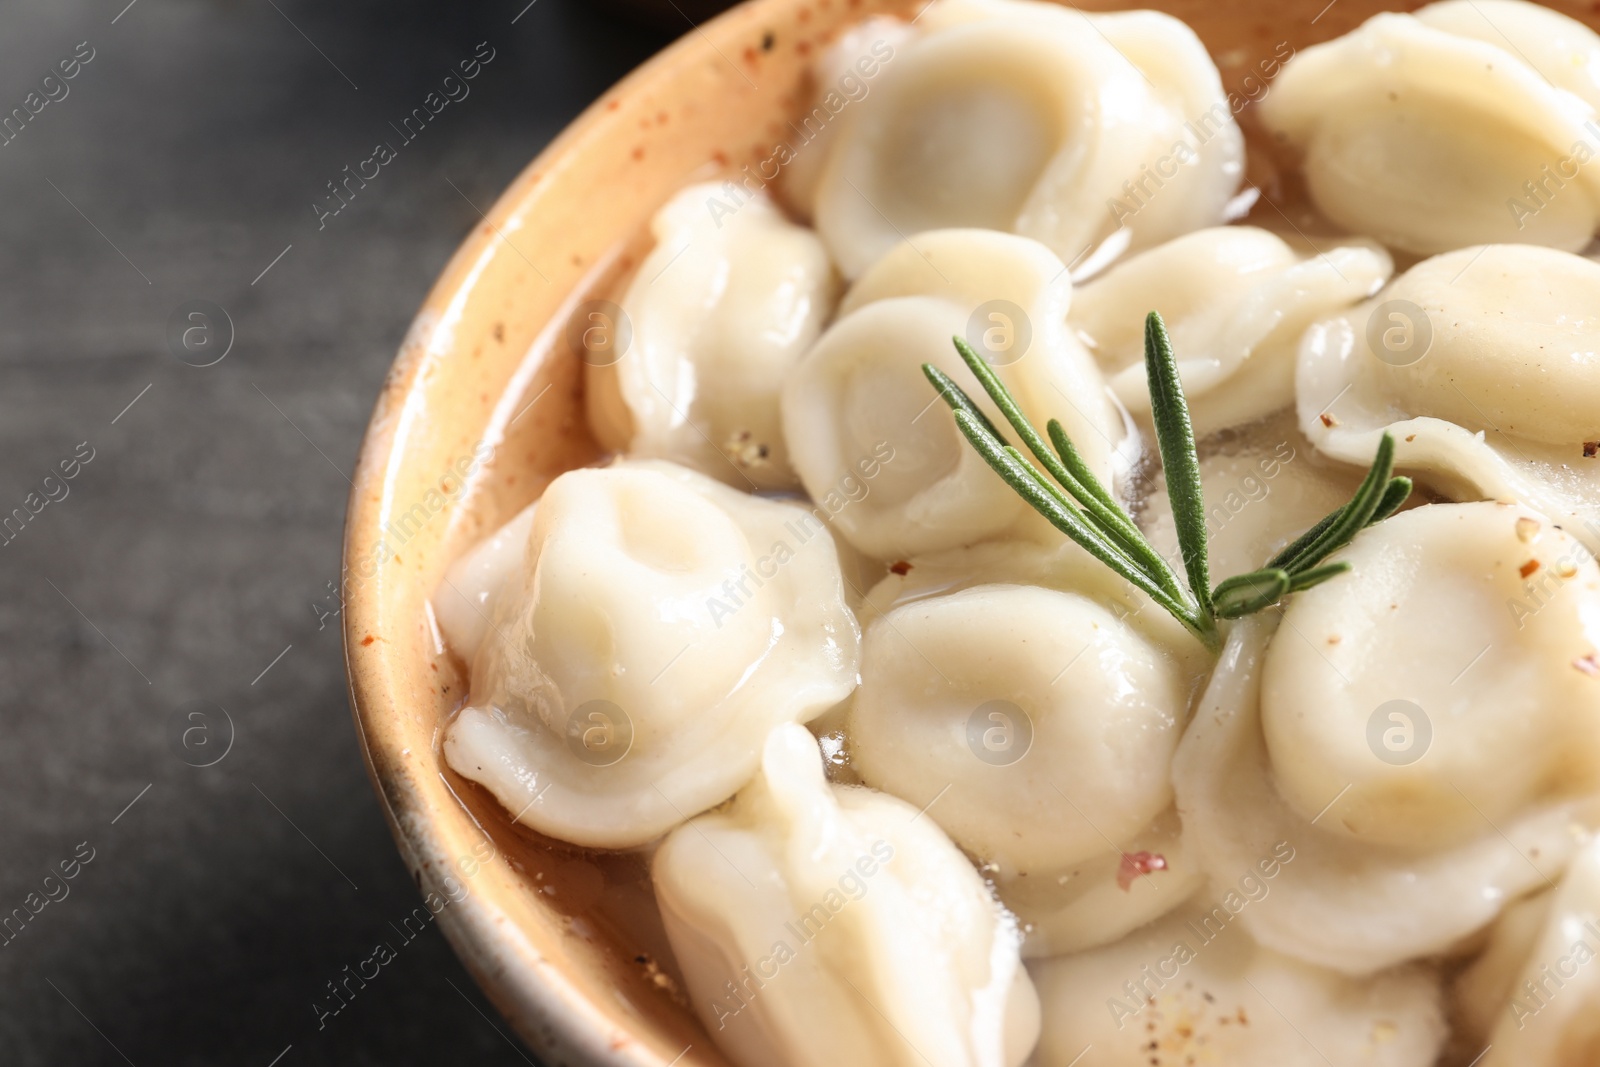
[341,1,1600,1064]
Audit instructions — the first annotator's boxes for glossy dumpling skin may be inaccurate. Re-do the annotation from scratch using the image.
[433,500,537,667]
[782,17,915,220]
[811,0,1242,277]
[847,572,1205,955]
[849,583,1189,876]
[653,724,1040,1067]
[1300,245,1600,551]
[1072,227,1391,436]
[1028,902,1446,1066]
[781,229,1131,561]
[1453,888,1553,1048]
[1465,839,1600,1066]
[1260,2,1600,255]
[1174,503,1600,975]
[443,461,860,849]
[586,183,838,490]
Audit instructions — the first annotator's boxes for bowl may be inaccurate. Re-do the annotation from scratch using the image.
[340,0,1600,1064]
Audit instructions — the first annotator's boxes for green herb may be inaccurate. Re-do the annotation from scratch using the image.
[923,311,1411,652]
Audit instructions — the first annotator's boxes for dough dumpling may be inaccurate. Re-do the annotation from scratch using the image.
[848,580,1203,954]
[1072,227,1391,436]
[654,723,1040,1067]
[587,184,838,489]
[444,461,860,849]
[812,0,1242,277]
[782,229,1131,560]
[1260,2,1600,255]
[1028,902,1445,1066]
[1175,503,1600,975]
[850,583,1189,876]
[1465,839,1600,1066]
[1299,245,1600,551]
[433,500,537,666]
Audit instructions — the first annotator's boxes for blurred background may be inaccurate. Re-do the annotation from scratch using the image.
[0,1,718,1062]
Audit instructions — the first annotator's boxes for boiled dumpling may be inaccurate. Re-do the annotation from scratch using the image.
[586,183,838,490]
[1174,503,1600,975]
[1453,889,1554,1047]
[1260,2,1600,255]
[847,579,1204,954]
[811,0,1242,277]
[432,500,537,666]
[849,583,1190,876]
[1028,901,1446,1066]
[1072,227,1392,436]
[443,460,860,849]
[1140,414,1365,583]
[781,228,1132,561]
[1413,0,1600,113]
[781,17,914,220]
[1299,245,1600,551]
[653,723,1039,1067]
[1463,839,1600,1066]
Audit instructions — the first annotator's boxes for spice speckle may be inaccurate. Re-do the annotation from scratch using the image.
[1117,851,1167,891]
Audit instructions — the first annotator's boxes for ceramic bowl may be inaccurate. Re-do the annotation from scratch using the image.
[341,0,1600,1064]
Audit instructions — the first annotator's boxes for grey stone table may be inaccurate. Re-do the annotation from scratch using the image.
[0,2,672,1063]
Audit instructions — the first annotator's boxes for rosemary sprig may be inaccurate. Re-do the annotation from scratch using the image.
[922,310,1412,653]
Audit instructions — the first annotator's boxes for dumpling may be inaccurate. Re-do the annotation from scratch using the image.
[1462,839,1600,1066]
[1027,901,1446,1066]
[1413,0,1600,112]
[846,579,1204,954]
[1260,2,1600,255]
[781,17,915,220]
[1452,889,1553,1047]
[1174,502,1600,975]
[586,183,838,490]
[1071,227,1392,436]
[781,228,1132,560]
[1139,413,1365,584]
[443,461,860,849]
[849,583,1190,875]
[811,0,1242,277]
[1299,245,1600,551]
[653,723,1040,1067]
[432,500,537,666]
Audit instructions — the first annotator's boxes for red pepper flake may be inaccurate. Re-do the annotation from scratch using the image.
[889,560,912,576]
[1319,412,1338,428]
[1117,851,1167,890]
[1575,654,1600,677]
[1520,559,1541,579]
[1585,441,1599,458]
[361,635,376,646]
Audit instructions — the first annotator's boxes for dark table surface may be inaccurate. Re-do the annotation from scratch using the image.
[0,2,677,1063]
